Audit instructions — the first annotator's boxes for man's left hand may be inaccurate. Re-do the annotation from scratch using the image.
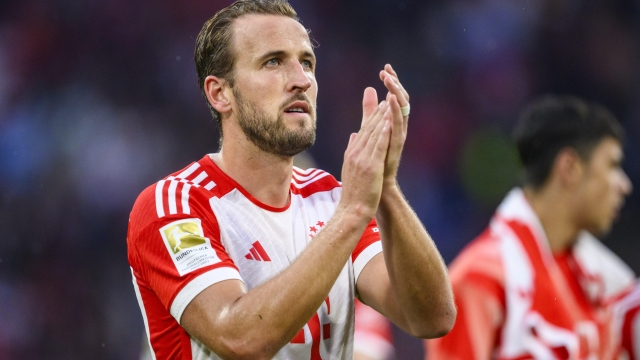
[360,64,410,187]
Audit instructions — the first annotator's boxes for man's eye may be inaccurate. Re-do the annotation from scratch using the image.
[266,58,279,66]
[302,60,313,69]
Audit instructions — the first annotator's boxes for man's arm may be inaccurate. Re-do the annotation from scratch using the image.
[181,99,394,359]
[356,192,456,338]
[356,65,456,338]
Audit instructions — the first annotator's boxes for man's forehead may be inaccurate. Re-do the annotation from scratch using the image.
[593,137,624,161]
[231,14,313,57]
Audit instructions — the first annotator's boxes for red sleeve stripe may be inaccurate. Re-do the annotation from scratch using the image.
[191,171,208,185]
[155,162,216,218]
[155,180,197,218]
[177,162,200,179]
[161,162,202,184]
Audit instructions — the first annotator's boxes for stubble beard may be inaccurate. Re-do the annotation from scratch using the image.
[234,88,317,157]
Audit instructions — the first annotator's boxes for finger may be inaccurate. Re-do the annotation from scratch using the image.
[360,99,385,131]
[363,105,391,158]
[344,132,357,158]
[354,100,387,150]
[383,95,406,181]
[388,94,399,119]
[385,64,398,78]
[381,72,409,107]
[380,66,397,83]
[361,87,378,127]
[388,94,404,137]
[380,70,409,104]
[348,132,357,147]
[371,109,392,161]
[380,64,409,100]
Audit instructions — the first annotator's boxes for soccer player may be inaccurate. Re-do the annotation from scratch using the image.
[425,95,635,359]
[127,1,456,359]
[353,299,395,360]
[614,284,640,359]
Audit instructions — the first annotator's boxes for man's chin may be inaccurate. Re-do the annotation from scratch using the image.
[272,141,315,157]
[586,222,613,238]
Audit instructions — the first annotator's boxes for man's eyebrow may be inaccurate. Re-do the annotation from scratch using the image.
[301,50,316,60]
[258,50,286,63]
[257,50,316,63]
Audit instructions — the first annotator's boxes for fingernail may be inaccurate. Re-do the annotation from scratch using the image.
[379,100,387,108]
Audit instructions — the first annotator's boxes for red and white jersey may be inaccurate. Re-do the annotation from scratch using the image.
[127,154,382,360]
[353,299,394,360]
[425,188,635,360]
[613,283,640,360]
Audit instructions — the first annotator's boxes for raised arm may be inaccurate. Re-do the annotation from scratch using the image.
[356,65,456,339]
[181,100,394,359]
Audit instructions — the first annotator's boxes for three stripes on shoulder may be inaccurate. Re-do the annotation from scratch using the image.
[155,163,216,218]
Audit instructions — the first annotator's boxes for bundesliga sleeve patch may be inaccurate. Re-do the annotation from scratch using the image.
[159,218,221,276]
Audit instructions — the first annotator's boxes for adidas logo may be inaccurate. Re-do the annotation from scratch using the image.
[244,241,271,262]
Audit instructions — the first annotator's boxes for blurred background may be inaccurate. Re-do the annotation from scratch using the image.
[1,0,639,358]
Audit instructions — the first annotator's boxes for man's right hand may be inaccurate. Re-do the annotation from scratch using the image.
[338,88,393,221]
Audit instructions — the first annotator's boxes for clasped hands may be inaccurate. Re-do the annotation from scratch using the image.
[340,64,410,219]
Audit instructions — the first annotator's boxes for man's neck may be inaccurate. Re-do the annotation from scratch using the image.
[523,185,581,254]
[212,143,293,209]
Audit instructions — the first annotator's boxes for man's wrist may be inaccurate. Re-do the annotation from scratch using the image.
[379,181,404,210]
[334,205,376,232]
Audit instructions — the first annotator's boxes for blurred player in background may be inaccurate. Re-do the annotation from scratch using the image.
[354,299,395,360]
[127,0,455,359]
[426,95,635,359]
[614,284,640,359]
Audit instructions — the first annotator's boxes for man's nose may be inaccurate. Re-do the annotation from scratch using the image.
[621,170,633,196]
[286,61,312,92]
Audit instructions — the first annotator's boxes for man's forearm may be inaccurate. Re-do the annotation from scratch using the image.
[376,184,456,338]
[186,209,371,358]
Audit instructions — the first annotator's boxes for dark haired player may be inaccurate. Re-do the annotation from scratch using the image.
[426,95,635,359]
[127,0,455,359]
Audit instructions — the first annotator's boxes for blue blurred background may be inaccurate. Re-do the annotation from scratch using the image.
[1,0,639,358]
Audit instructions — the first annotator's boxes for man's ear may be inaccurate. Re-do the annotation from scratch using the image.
[554,147,584,188]
[204,75,232,115]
